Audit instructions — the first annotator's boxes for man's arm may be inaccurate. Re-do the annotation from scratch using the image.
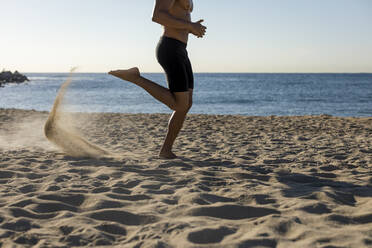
[152,0,191,30]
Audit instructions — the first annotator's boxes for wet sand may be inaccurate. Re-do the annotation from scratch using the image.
[0,108,371,247]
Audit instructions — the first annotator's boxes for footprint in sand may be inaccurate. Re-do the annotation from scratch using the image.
[238,238,277,248]
[189,204,280,220]
[29,202,78,213]
[187,226,237,244]
[1,218,38,232]
[9,208,57,219]
[300,203,332,214]
[10,199,34,208]
[89,200,127,210]
[0,171,15,179]
[88,210,158,226]
[37,193,85,207]
[18,185,38,193]
[327,213,372,225]
[95,223,127,236]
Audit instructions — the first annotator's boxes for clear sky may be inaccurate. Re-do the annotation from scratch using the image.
[1,0,371,73]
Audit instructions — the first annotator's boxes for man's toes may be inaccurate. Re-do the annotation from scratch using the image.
[109,70,119,76]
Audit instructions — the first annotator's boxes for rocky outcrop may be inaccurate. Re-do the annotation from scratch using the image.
[0,70,29,87]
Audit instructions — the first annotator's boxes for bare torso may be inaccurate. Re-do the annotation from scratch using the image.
[163,0,193,44]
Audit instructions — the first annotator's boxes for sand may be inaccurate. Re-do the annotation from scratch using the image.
[0,108,371,247]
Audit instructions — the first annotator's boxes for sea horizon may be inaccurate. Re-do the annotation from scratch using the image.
[17,72,372,74]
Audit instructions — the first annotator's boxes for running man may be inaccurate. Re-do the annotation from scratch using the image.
[109,0,206,159]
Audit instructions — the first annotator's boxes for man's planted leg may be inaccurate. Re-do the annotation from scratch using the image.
[159,110,188,159]
[159,90,192,159]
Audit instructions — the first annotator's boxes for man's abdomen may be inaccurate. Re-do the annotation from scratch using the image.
[163,27,189,44]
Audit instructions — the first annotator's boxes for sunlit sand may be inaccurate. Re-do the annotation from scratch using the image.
[0,108,371,247]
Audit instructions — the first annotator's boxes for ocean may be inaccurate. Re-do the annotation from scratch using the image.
[0,73,371,117]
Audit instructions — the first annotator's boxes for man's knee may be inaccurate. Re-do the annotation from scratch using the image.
[173,102,190,113]
[171,91,190,112]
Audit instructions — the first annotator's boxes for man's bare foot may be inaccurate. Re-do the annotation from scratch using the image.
[159,150,177,159]
[108,67,140,83]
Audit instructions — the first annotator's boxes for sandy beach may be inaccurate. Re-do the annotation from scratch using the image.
[0,108,371,247]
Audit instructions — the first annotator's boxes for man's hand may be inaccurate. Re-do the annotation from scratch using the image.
[189,19,207,38]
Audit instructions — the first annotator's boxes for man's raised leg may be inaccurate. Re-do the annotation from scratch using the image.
[109,68,179,111]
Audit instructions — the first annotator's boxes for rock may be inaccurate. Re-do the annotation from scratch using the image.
[0,70,29,86]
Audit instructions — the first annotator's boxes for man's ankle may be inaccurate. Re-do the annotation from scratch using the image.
[133,76,143,85]
[160,146,172,152]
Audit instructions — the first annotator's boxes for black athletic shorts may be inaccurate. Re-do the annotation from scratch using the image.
[156,36,194,92]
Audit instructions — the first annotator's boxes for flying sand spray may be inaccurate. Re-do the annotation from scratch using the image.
[44,68,111,158]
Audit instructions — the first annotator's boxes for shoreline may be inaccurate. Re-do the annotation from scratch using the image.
[1,107,371,119]
[0,108,371,247]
